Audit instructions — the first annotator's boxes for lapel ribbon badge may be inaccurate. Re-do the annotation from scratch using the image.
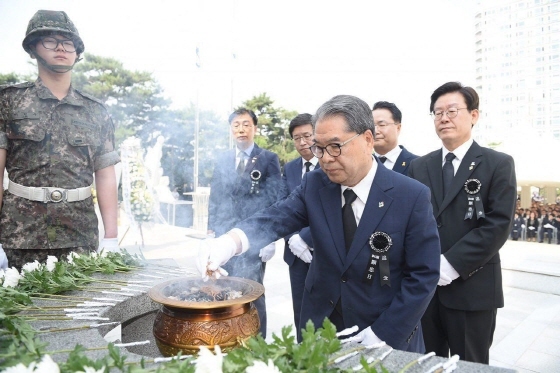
[250,169,262,194]
[364,231,392,287]
[464,179,485,220]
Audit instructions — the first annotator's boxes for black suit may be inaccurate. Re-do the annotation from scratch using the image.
[208,144,281,337]
[389,145,418,176]
[408,141,517,363]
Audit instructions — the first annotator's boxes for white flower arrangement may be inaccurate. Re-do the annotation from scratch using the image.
[2,354,59,373]
[46,256,58,272]
[194,345,224,373]
[2,267,22,288]
[245,359,281,373]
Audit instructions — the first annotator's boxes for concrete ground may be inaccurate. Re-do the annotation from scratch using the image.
[116,220,560,373]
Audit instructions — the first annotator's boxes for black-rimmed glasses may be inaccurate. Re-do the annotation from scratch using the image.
[310,133,361,159]
[41,37,76,53]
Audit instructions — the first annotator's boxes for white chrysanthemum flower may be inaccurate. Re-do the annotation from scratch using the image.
[245,359,281,373]
[22,260,41,273]
[2,267,22,288]
[46,256,58,272]
[90,251,98,258]
[76,366,104,373]
[67,251,80,264]
[2,362,35,372]
[35,354,60,373]
[99,250,108,258]
[195,345,223,373]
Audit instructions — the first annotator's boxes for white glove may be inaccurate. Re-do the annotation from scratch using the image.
[259,243,276,262]
[521,224,526,229]
[196,235,238,281]
[439,254,460,286]
[339,326,383,346]
[0,244,8,270]
[98,238,119,253]
[288,234,313,263]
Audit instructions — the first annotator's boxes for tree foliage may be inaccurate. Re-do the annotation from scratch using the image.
[238,93,299,166]
[72,53,171,145]
[0,73,23,86]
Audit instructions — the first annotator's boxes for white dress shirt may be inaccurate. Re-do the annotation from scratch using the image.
[441,138,473,175]
[375,145,402,170]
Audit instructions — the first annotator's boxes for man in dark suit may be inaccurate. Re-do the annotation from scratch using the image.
[408,82,517,363]
[372,101,418,175]
[198,95,440,352]
[281,113,319,341]
[207,108,281,338]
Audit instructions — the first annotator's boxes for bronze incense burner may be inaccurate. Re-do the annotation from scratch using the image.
[148,276,264,356]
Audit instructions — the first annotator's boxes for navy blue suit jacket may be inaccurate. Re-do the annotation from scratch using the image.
[237,162,440,352]
[391,146,418,176]
[208,144,281,237]
[281,157,317,265]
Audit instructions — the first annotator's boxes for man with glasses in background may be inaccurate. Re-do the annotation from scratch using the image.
[280,113,319,341]
[198,95,440,353]
[372,101,418,176]
[0,10,120,270]
[207,108,281,338]
[408,82,516,363]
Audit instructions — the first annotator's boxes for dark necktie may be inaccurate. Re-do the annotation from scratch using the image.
[304,161,312,173]
[379,156,387,164]
[442,152,456,196]
[342,189,358,252]
[237,152,247,175]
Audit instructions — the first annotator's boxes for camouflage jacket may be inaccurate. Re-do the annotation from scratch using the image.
[0,78,120,250]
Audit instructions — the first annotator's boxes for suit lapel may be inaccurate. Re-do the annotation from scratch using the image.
[290,158,303,183]
[245,145,262,174]
[318,176,346,263]
[344,166,393,271]
[438,142,483,216]
[426,150,444,211]
[391,146,406,174]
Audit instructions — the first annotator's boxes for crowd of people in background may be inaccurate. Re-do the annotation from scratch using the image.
[511,200,560,244]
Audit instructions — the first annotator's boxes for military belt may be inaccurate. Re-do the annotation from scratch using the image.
[7,179,92,203]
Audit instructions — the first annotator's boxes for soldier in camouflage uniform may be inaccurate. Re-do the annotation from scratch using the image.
[0,10,120,270]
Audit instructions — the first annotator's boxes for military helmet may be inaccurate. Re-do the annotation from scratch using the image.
[22,10,85,55]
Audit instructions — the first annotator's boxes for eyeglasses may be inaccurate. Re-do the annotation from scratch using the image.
[293,133,313,142]
[430,108,467,121]
[41,37,76,53]
[374,121,398,128]
[310,133,361,159]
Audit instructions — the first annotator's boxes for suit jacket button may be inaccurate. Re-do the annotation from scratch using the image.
[437,223,442,228]
[341,276,347,283]
[329,300,334,305]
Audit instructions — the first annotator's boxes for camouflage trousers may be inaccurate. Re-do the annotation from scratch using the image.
[4,246,96,271]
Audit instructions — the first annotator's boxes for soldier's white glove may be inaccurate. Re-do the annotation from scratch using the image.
[339,326,383,346]
[0,244,8,270]
[98,238,119,253]
[438,254,460,286]
[196,235,237,281]
[288,234,313,263]
[259,243,276,262]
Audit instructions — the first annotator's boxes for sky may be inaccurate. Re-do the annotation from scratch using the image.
[0,0,477,155]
